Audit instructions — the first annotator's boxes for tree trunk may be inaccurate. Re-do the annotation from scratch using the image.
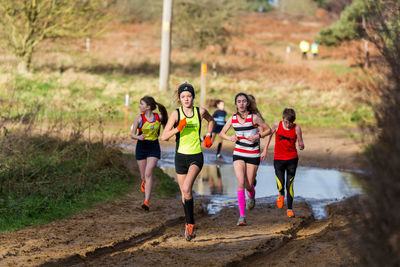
[18,49,33,73]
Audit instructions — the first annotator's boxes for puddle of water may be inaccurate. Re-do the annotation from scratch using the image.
[157,150,362,219]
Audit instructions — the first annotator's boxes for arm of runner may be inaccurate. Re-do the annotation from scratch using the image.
[130,115,145,141]
[200,107,215,148]
[261,121,278,162]
[247,114,272,142]
[219,116,237,142]
[200,107,215,135]
[160,110,179,141]
[296,124,305,150]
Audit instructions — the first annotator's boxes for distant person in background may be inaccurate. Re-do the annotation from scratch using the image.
[130,96,168,211]
[211,100,227,159]
[299,40,310,60]
[220,93,272,226]
[261,108,304,218]
[311,42,319,59]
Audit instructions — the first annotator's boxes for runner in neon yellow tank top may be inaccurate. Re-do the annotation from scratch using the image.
[176,105,202,154]
[161,82,215,242]
[131,96,168,211]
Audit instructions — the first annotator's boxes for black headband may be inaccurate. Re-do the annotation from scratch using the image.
[178,82,195,98]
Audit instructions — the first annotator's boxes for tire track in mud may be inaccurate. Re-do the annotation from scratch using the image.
[225,216,314,267]
[39,216,185,267]
[66,202,315,266]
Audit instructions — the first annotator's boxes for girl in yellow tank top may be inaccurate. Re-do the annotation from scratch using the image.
[131,96,168,211]
[161,82,215,242]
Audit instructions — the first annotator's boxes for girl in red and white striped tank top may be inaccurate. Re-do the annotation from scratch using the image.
[232,113,261,158]
[220,93,273,226]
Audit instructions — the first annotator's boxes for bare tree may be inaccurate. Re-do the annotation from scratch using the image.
[0,0,111,72]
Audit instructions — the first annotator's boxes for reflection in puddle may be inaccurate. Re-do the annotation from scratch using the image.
[157,149,362,219]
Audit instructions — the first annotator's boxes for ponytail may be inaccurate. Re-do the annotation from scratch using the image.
[156,101,168,127]
[248,94,264,121]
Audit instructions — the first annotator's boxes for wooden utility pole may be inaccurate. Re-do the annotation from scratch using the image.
[200,63,207,107]
[159,0,173,92]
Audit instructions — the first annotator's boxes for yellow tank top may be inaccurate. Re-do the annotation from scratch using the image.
[138,113,161,141]
[176,106,202,154]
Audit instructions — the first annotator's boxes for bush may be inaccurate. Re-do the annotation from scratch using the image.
[315,0,366,46]
[173,0,241,52]
[356,0,400,265]
[115,0,163,23]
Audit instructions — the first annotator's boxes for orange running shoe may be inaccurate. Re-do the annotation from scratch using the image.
[185,223,196,241]
[140,181,146,193]
[287,209,295,218]
[141,200,149,211]
[276,195,284,209]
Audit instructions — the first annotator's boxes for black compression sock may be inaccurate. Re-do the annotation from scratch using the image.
[217,143,222,155]
[184,198,194,224]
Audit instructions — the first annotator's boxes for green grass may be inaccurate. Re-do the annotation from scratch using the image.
[0,133,179,233]
[153,167,180,197]
[0,178,133,232]
[0,46,375,132]
[322,63,358,77]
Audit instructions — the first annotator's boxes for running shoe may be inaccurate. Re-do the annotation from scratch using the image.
[276,195,284,209]
[237,216,247,226]
[246,197,256,210]
[185,223,196,241]
[141,200,149,211]
[140,181,146,193]
[287,209,295,218]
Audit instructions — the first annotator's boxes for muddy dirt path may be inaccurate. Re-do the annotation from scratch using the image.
[0,194,313,266]
[0,133,363,266]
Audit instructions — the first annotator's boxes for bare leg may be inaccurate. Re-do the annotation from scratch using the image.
[233,160,246,190]
[245,164,259,191]
[137,159,147,182]
[211,132,217,143]
[144,157,158,202]
[177,164,201,202]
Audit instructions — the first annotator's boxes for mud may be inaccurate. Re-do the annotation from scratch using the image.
[0,125,365,266]
[0,191,314,266]
[0,188,361,267]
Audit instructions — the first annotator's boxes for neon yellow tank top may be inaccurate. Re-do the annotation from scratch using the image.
[176,106,202,154]
[138,113,161,141]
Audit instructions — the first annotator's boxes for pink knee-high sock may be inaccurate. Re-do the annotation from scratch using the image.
[237,190,246,217]
[248,185,255,199]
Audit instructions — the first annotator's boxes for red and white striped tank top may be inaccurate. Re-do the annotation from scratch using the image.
[232,113,260,158]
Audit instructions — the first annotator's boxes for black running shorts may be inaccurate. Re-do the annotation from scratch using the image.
[175,152,204,174]
[135,140,161,160]
[233,155,260,166]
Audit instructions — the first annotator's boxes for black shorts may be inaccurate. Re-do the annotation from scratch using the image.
[175,152,204,174]
[135,140,161,160]
[212,125,224,134]
[233,155,260,166]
